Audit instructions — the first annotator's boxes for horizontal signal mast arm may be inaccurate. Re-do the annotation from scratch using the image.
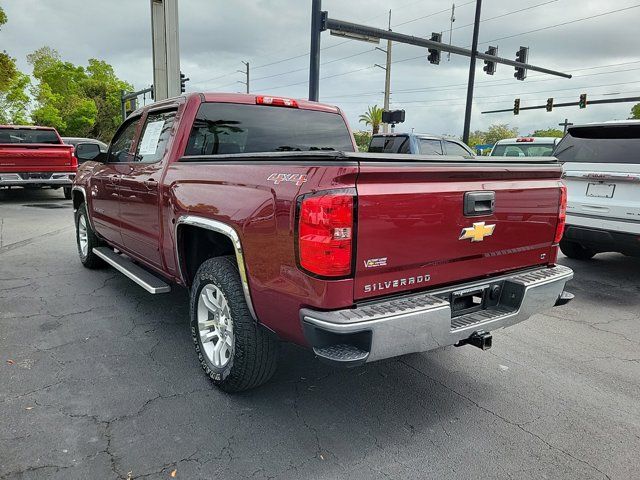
[323,17,572,79]
[482,96,640,114]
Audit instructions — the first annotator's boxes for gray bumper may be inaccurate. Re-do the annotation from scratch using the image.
[0,173,75,186]
[301,265,573,364]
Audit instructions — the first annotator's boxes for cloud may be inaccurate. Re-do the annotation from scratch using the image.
[1,0,639,137]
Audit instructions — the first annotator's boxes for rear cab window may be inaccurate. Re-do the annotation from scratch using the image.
[555,124,640,164]
[0,128,60,144]
[369,135,410,154]
[185,103,354,156]
[491,143,555,157]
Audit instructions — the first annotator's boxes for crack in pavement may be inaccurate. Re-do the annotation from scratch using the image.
[397,358,612,480]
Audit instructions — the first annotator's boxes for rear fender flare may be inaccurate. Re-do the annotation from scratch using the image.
[174,215,257,321]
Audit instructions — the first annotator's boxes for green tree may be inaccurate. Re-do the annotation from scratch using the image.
[0,72,31,124]
[0,6,7,29]
[28,47,131,140]
[484,124,518,145]
[531,128,564,138]
[466,130,486,149]
[630,103,640,120]
[359,105,383,134]
[352,130,371,152]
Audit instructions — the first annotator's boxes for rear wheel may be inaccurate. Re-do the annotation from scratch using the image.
[63,187,72,199]
[560,240,596,260]
[190,256,278,392]
[74,203,105,268]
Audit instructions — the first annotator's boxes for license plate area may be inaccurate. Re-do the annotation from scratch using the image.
[450,286,489,317]
[586,182,615,198]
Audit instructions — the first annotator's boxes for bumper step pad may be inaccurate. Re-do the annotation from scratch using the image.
[313,344,369,366]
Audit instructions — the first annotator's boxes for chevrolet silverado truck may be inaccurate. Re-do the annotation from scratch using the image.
[72,92,573,392]
[0,125,77,199]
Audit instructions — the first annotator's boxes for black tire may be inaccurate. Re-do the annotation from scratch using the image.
[190,256,279,392]
[74,203,106,269]
[63,187,72,199]
[559,239,596,260]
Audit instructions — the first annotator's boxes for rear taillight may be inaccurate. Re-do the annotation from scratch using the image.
[298,192,354,277]
[554,184,567,244]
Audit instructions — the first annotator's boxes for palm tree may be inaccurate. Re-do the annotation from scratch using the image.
[359,105,383,134]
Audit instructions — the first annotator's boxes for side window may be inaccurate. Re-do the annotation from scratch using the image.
[135,110,177,163]
[107,118,141,163]
[419,139,443,155]
[397,137,410,154]
[445,141,472,157]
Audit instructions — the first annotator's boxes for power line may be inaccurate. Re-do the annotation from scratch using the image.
[323,62,640,99]
[480,3,640,44]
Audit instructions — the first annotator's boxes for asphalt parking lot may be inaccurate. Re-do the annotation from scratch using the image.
[1,188,639,480]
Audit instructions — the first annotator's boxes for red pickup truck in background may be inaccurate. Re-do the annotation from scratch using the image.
[0,125,77,199]
[72,93,573,392]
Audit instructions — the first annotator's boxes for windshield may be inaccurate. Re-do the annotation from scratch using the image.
[554,125,640,164]
[491,143,555,157]
[0,128,60,144]
[185,103,354,155]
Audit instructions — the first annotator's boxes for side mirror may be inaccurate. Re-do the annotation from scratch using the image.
[75,142,102,162]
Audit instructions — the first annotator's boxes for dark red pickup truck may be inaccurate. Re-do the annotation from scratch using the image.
[0,125,77,198]
[72,93,573,391]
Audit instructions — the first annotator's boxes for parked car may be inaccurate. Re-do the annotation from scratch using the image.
[72,92,573,392]
[368,133,475,156]
[62,137,108,155]
[0,125,77,199]
[555,121,640,259]
[490,137,560,157]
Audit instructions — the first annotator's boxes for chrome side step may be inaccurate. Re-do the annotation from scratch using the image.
[93,247,171,294]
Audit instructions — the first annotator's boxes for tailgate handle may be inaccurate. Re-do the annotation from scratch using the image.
[464,191,495,216]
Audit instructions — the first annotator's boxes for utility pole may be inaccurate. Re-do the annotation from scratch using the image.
[374,11,393,133]
[447,3,455,61]
[462,0,482,145]
[238,61,250,93]
[559,118,573,134]
[309,0,322,101]
[150,0,181,100]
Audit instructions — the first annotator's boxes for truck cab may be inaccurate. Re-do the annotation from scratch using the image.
[368,133,475,156]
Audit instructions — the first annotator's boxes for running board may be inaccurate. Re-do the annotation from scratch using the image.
[93,247,171,294]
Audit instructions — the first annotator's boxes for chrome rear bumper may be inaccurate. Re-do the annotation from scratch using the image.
[301,265,573,365]
[0,172,76,186]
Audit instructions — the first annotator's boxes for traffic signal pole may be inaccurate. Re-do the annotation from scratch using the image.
[310,5,571,134]
[462,0,482,145]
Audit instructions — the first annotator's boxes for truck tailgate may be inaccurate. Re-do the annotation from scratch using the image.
[0,144,75,172]
[354,160,563,301]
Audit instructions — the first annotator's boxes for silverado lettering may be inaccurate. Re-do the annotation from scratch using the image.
[72,92,573,392]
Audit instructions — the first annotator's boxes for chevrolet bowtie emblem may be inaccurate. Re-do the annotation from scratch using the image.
[459,222,496,242]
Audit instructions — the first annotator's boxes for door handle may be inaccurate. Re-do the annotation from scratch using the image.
[143,178,158,189]
[464,191,495,216]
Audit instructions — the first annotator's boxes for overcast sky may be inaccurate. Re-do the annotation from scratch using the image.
[2,0,640,137]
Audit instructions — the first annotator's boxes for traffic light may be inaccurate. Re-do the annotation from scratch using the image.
[427,32,442,65]
[579,93,587,109]
[514,46,529,81]
[180,72,189,93]
[514,98,520,115]
[483,46,497,75]
[546,97,554,112]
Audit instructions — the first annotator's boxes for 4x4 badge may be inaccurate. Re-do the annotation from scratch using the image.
[459,222,495,242]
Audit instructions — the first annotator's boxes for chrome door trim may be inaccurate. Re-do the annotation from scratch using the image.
[175,215,257,321]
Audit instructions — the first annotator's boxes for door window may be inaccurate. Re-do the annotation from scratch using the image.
[135,110,177,163]
[107,118,141,163]
[419,139,443,155]
[445,141,473,157]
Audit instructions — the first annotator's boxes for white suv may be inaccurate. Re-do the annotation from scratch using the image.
[555,121,640,259]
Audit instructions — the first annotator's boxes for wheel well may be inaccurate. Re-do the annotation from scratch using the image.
[178,225,235,286]
[72,190,85,211]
